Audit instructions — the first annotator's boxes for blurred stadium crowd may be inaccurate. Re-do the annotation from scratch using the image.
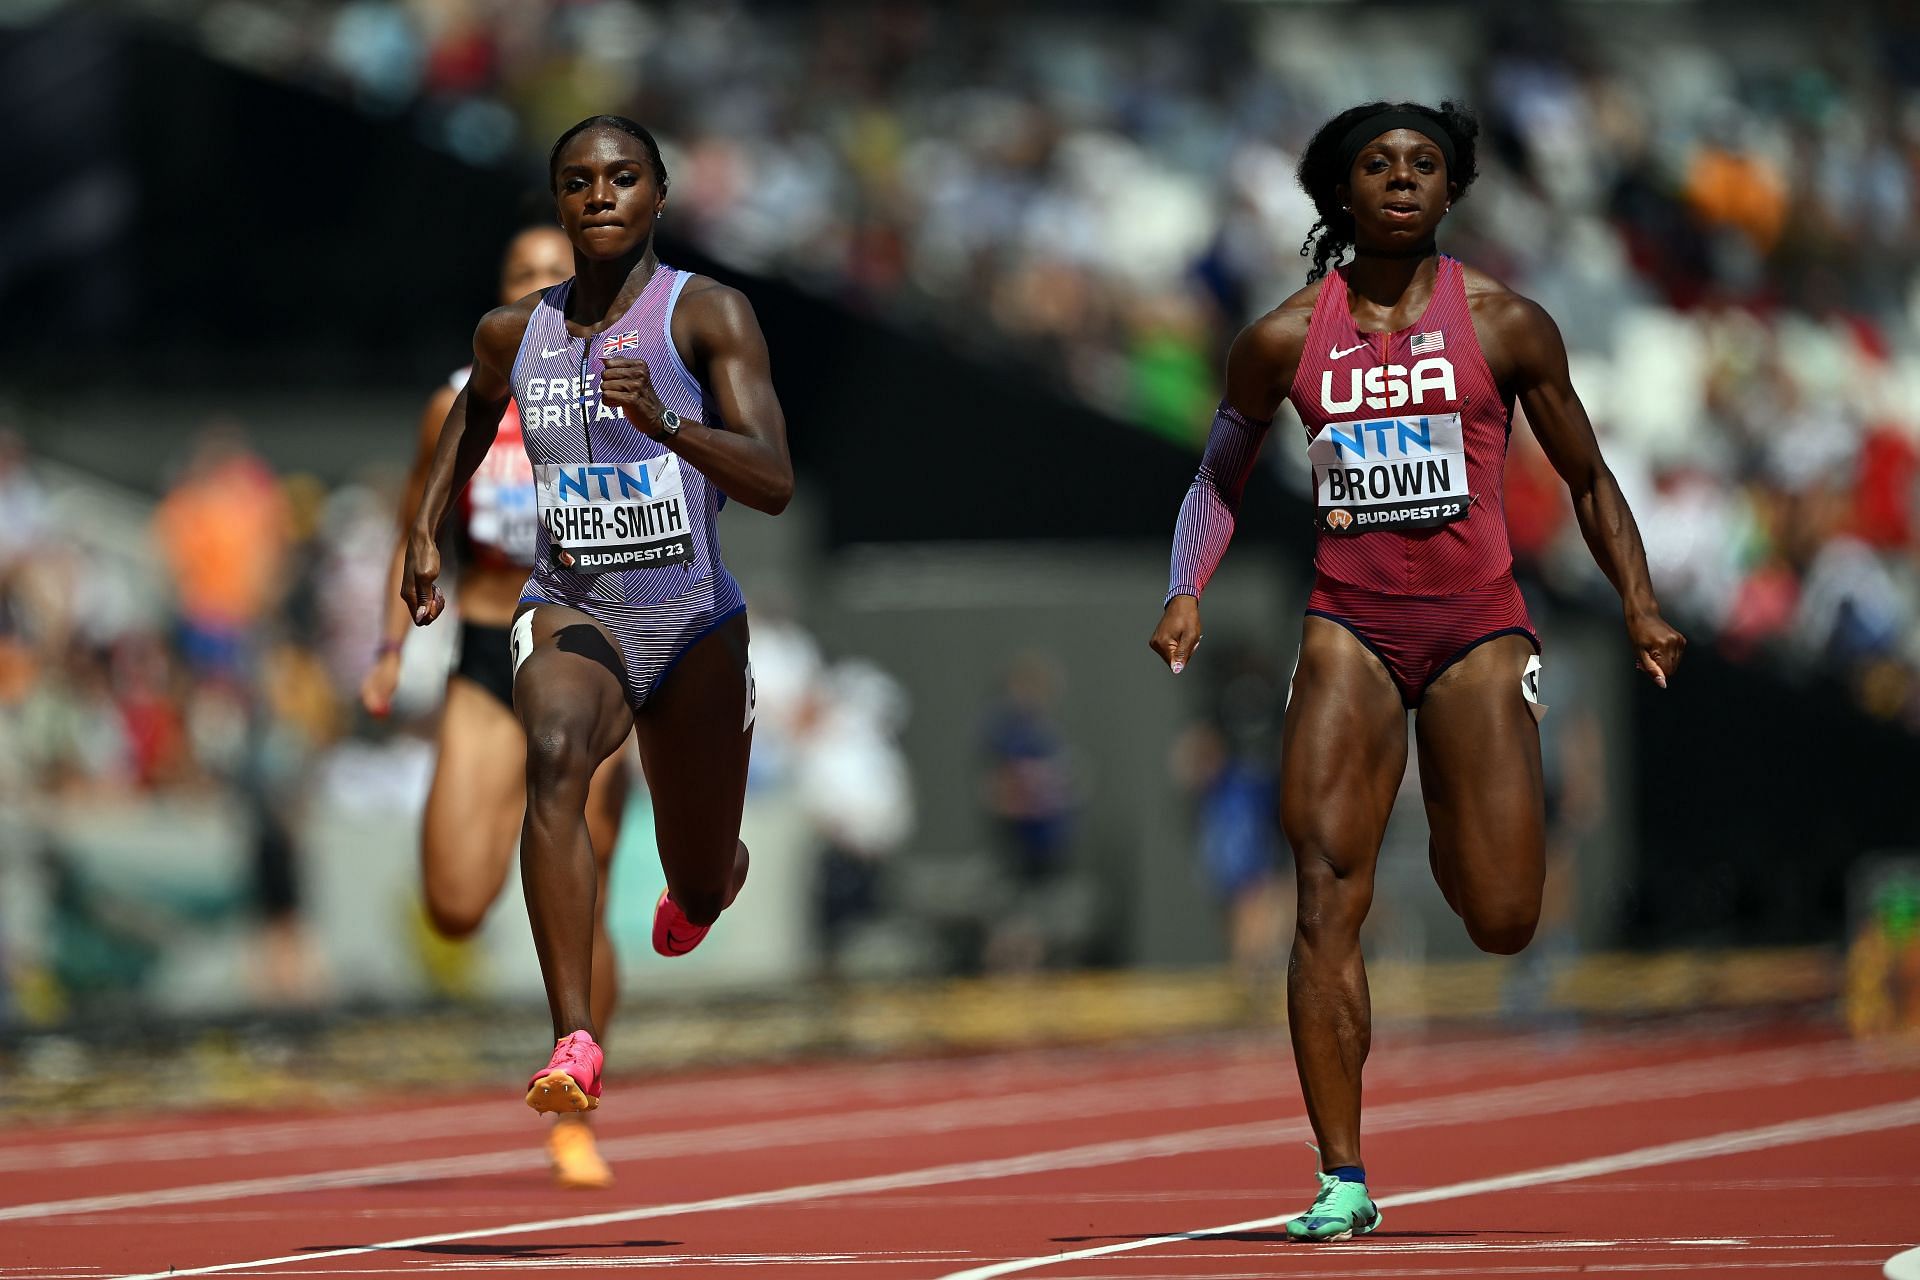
[6,0,1920,1020]
[152,0,1920,724]
[0,419,921,1018]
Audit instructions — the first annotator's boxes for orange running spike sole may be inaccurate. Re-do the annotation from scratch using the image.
[524,1070,599,1114]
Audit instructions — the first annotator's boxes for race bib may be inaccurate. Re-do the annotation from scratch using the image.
[1308,411,1470,534]
[534,456,694,575]
[468,455,538,563]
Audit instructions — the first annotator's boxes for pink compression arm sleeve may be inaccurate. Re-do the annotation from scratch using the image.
[1165,403,1272,605]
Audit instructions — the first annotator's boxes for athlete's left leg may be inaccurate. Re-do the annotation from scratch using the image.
[1414,634,1546,956]
[634,614,754,937]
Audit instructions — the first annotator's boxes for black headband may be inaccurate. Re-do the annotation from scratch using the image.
[1336,110,1456,180]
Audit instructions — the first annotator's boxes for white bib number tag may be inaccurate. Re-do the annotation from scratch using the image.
[469,471,539,562]
[1309,411,1470,534]
[535,456,693,574]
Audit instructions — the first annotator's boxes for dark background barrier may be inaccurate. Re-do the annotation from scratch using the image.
[4,13,1918,961]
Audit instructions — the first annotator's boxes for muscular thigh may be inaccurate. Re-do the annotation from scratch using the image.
[634,614,754,883]
[1281,616,1410,879]
[1414,634,1545,906]
[511,603,634,767]
[422,677,527,902]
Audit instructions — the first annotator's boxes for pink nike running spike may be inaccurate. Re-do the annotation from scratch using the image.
[525,1030,603,1114]
[652,842,750,958]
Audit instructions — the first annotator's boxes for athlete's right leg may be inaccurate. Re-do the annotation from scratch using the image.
[419,677,527,939]
[510,603,634,1043]
[1280,616,1409,1174]
[545,738,629,1185]
[583,742,630,1034]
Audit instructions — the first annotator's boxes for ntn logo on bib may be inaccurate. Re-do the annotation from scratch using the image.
[535,456,693,572]
[544,457,676,504]
[1317,413,1458,461]
[1309,411,1469,533]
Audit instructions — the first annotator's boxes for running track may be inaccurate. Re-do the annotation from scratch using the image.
[2,1023,1916,1278]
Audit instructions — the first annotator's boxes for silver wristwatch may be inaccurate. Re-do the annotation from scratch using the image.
[657,408,682,437]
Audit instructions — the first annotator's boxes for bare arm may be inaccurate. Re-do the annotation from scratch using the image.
[598,279,794,514]
[360,384,458,712]
[401,304,526,625]
[1486,292,1685,685]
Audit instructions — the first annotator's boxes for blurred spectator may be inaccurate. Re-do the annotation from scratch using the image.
[152,425,292,677]
[1845,863,1920,1039]
[981,653,1075,887]
[739,594,825,789]
[0,431,47,570]
[797,660,914,976]
[1170,642,1290,991]
[143,0,1920,726]
[0,423,345,1016]
[979,653,1078,971]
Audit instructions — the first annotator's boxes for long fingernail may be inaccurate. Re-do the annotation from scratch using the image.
[415,606,428,623]
[1171,661,1185,674]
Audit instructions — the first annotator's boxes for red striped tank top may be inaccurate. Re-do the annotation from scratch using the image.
[1287,255,1513,596]
[449,366,538,571]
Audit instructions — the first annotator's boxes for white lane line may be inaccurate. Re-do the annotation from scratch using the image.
[945,1239,1898,1258]
[0,1062,1285,1223]
[89,1050,1884,1280]
[0,1105,531,1176]
[962,1266,1884,1278]
[0,1043,1239,1165]
[0,1039,1858,1225]
[1887,1244,1920,1279]
[403,1251,979,1270]
[931,1096,1920,1279]
[373,1240,1912,1274]
[2,1023,1763,1179]
[0,1023,1768,1166]
[0,1048,1194,1172]
[0,1028,1585,1172]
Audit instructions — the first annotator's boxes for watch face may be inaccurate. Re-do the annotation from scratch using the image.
[661,409,681,434]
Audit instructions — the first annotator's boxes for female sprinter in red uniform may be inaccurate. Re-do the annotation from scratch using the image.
[363,224,630,1187]
[403,116,791,1124]
[1150,100,1685,1240]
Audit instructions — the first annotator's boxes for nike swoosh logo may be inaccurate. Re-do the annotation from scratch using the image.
[541,344,570,359]
[663,928,703,955]
[1330,342,1369,360]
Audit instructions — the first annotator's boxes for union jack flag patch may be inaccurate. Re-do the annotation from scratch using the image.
[1410,331,1445,356]
[601,330,641,357]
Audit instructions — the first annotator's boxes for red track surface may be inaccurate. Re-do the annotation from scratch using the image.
[2,1023,1916,1278]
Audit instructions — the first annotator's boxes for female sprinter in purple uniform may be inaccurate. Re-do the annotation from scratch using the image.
[1150,100,1684,1240]
[364,223,630,1186]
[403,115,792,1117]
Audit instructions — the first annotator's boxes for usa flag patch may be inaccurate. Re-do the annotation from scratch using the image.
[1410,331,1445,356]
[600,330,640,357]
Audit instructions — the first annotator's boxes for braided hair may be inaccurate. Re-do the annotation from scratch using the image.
[547,114,670,196]
[1295,100,1480,282]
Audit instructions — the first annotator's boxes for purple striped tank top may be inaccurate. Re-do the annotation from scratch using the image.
[510,264,734,611]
